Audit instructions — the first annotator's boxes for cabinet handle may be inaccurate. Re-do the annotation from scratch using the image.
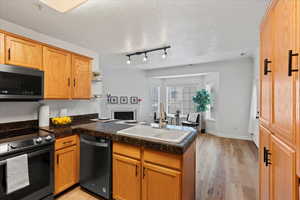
[57,155,59,165]
[288,50,299,76]
[8,48,11,60]
[264,148,271,167]
[264,58,272,75]
[73,79,76,87]
[143,167,146,179]
[135,165,138,177]
[68,78,70,87]
[63,141,72,145]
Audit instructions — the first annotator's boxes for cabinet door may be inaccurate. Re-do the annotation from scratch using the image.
[71,54,91,99]
[5,36,42,69]
[260,12,273,128]
[259,126,271,200]
[0,33,4,64]
[43,47,71,99]
[271,0,297,147]
[113,154,141,200]
[55,145,77,194]
[296,0,300,178]
[142,162,181,200]
[270,135,297,200]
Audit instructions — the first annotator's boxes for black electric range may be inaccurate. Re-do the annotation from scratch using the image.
[0,128,55,200]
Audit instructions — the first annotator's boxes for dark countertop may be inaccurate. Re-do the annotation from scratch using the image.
[41,121,197,155]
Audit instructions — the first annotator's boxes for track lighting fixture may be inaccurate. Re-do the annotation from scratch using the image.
[125,46,171,64]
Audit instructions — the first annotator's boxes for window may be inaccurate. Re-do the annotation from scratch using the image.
[166,86,197,115]
[151,86,160,113]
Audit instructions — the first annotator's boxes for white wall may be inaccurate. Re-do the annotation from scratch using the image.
[100,55,151,122]
[146,57,254,140]
[249,49,260,147]
[0,18,101,123]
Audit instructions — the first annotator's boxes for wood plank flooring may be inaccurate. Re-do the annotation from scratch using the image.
[56,134,258,200]
[196,134,258,200]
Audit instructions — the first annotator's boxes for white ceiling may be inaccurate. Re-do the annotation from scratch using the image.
[0,0,269,69]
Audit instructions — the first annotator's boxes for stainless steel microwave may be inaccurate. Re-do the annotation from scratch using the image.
[0,64,44,101]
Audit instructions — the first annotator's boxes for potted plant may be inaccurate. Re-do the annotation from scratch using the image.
[192,89,211,133]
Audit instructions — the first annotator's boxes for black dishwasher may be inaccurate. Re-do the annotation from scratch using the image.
[80,135,112,199]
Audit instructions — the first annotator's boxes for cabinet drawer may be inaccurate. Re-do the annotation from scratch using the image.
[144,149,181,170]
[55,135,77,150]
[113,142,141,160]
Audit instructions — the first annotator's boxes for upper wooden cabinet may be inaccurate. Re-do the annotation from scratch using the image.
[43,47,72,99]
[5,35,42,70]
[260,12,274,128]
[0,33,4,64]
[271,0,297,147]
[71,54,92,99]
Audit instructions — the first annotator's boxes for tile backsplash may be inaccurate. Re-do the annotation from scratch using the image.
[0,100,100,123]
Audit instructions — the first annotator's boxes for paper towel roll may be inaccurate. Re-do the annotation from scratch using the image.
[39,104,49,127]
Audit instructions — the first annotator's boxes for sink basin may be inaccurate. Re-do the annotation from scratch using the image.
[116,125,191,144]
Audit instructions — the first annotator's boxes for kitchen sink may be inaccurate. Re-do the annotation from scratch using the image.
[116,125,192,144]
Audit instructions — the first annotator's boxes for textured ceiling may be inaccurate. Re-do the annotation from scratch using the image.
[0,0,269,69]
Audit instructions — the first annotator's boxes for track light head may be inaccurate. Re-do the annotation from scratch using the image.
[143,53,148,62]
[126,56,131,64]
[162,48,167,59]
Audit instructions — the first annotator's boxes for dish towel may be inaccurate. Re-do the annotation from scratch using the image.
[6,154,30,194]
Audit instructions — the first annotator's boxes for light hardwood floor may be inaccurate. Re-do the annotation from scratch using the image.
[56,134,258,200]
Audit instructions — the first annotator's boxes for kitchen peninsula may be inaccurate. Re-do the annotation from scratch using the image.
[42,119,197,200]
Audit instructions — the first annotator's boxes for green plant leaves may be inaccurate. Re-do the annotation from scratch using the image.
[192,89,211,112]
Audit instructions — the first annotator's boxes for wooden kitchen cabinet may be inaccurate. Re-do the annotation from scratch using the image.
[113,154,141,200]
[259,0,300,199]
[55,145,77,194]
[112,142,195,200]
[0,32,4,64]
[43,46,72,99]
[259,126,271,200]
[259,10,273,129]
[71,54,92,99]
[270,135,297,200]
[271,0,297,147]
[0,29,93,99]
[5,35,42,69]
[142,162,181,200]
[54,135,80,195]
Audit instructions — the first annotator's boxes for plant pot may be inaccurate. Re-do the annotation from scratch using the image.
[199,112,206,134]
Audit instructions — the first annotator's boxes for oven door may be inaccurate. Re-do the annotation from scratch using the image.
[0,145,54,200]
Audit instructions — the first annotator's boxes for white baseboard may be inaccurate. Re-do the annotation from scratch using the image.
[207,132,252,141]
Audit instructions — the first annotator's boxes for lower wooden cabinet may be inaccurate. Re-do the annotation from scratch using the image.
[270,135,297,200]
[142,162,181,200]
[259,125,298,200]
[54,135,80,195]
[113,154,141,200]
[259,126,271,200]
[112,142,195,200]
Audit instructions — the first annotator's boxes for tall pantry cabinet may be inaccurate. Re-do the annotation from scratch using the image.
[259,0,299,200]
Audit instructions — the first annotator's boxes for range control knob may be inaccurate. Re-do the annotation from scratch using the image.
[36,137,43,143]
[45,135,52,141]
